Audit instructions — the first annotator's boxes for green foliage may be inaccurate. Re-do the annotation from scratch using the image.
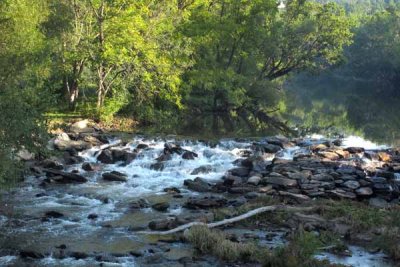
[263,229,337,267]
[186,225,261,262]
[180,0,353,131]
[317,200,388,230]
[285,4,400,145]
[0,0,50,186]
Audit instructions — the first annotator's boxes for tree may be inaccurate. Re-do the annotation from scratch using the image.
[0,0,49,185]
[181,0,352,130]
[44,0,93,108]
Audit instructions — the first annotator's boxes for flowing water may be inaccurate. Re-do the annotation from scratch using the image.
[0,135,395,266]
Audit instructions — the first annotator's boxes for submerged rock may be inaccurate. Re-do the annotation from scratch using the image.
[129,199,150,210]
[44,211,64,219]
[191,165,213,175]
[182,150,198,160]
[150,162,165,171]
[20,250,45,259]
[152,202,170,212]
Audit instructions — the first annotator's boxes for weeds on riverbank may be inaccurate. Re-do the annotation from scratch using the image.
[264,229,345,267]
[186,225,261,262]
[186,226,345,266]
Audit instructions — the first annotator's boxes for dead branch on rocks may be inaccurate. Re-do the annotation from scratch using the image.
[137,205,314,235]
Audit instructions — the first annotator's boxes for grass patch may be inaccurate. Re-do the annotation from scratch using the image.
[316,199,390,230]
[374,228,400,261]
[186,226,345,266]
[186,225,261,262]
[264,229,346,267]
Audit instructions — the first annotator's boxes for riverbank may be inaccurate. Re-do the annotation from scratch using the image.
[1,120,399,266]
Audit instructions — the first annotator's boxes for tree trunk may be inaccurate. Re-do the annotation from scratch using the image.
[69,81,79,109]
[96,1,106,110]
[97,65,106,109]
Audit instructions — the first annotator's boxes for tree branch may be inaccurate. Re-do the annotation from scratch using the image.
[137,205,313,235]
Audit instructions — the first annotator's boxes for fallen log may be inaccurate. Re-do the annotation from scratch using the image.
[137,205,314,235]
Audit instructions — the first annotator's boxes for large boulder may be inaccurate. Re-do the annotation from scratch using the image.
[229,167,250,177]
[184,196,227,209]
[149,218,179,231]
[112,149,137,164]
[82,162,96,172]
[97,150,114,164]
[355,187,373,196]
[265,176,298,188]
[40,159,64,170]
[151,202,170,212]
[253,143,281,153]
[164,143,184,155]
[317,151,340,161]
[54,137,91,152]
[329,189,356,199]
[70,119,95,134]
[43,169,88,183]
[247,176,262,186]
[102,171,128,182]
[184,177,212,192]
[241,156,271,173]
[342,180,360,190]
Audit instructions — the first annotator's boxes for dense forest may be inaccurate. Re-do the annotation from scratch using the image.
[3,2,400,266]
[1,0,400,182]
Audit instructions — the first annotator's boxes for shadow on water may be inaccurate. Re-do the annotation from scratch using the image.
[282,72,400,147]
[137,112,288,140]
[137,79,400,147]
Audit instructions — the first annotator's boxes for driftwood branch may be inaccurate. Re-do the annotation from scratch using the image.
[137,205,313,235]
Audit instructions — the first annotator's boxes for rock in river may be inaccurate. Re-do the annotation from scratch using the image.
[191,165,213,175]
[97,149,114,164]
[184,177,212,192]
[43,169,88,183]
[102,171,128,182]
[184,196,227,209]
[152,202,170,212]
[182,150,198,160]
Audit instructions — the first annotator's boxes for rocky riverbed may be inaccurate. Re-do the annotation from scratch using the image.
[0,121,399,266]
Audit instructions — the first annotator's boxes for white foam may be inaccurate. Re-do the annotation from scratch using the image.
[0,255,17,265]
[276,146,301,160]
[315,245,392,267]
[341,136,388,150]
[76,137,242,199]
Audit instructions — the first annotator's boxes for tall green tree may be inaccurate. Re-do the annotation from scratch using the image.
[0,0,49,185]
[181,0,352,129]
